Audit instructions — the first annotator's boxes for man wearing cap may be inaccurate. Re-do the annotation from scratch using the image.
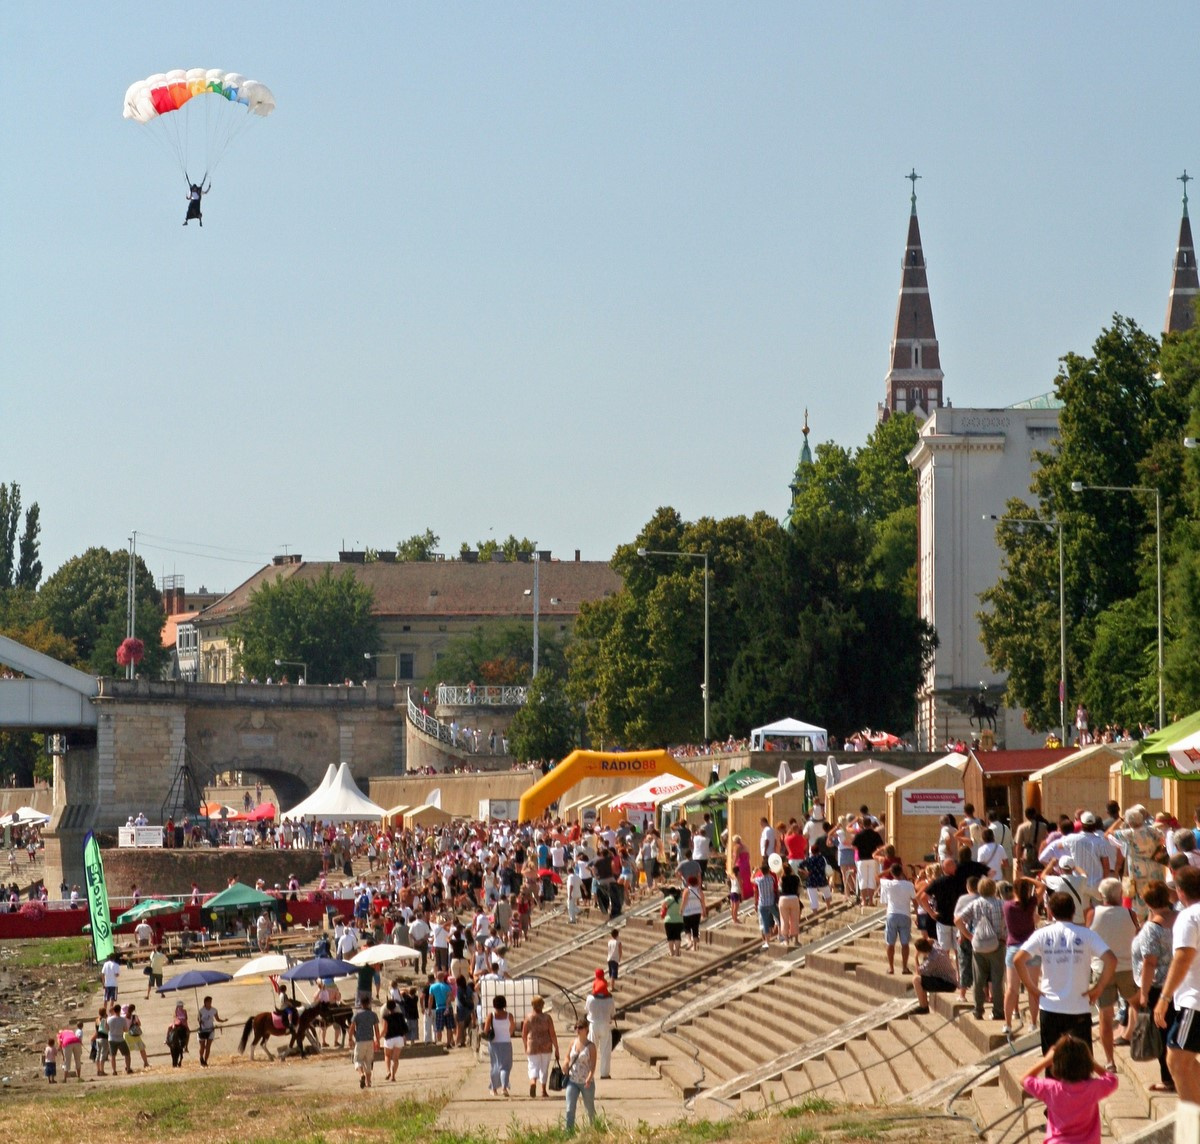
[585,971,615,1079]
[1041,856,1100,924]
[1038,813,1113,888]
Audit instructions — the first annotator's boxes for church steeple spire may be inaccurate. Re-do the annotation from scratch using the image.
[1166,170,1198,334]
[788,409,814,525]
[879,170,944,422]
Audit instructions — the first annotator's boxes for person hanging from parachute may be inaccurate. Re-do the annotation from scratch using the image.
[183,179,210,227]
[123,69,275,226]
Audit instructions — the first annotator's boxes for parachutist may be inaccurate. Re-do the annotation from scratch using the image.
[184,181,209,227]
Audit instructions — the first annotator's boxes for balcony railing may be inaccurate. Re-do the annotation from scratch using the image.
[406,689,513,755]
[436,684,528,707]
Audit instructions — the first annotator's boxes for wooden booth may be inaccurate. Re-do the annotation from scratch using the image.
[1164,777,1200,828]
[1028,745,1123,820]
[1108,761,1165,820]
[884,752,985,861]
[825,763,909,829]
[404,803,452,829]
[726,777,778,858]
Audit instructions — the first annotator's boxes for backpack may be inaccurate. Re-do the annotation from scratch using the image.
[970,903,1000,953]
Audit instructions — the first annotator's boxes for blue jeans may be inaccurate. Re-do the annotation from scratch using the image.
[488,1040,512,1092]
[564,1079,596,1131]
[758,904,778,936]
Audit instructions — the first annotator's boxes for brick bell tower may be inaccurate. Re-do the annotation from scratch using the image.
[878,169,945,422]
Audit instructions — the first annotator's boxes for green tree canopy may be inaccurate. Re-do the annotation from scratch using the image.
[0,483,42,591]
[396,530,440,561]
[37,547,166,676]
[424,620,564,690]
[232,568,378,685]
[981,314,1198,731]
[507,672,578,763]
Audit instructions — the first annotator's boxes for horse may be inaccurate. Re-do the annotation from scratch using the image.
[238,1009,301,1060]
[967,692,999,731]
[237,1003,352,1060]
[166,1023,189,1067]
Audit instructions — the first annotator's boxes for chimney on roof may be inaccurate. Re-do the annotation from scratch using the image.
[339,551,366,564]
[574,549,580,562]
[272,554,302,566]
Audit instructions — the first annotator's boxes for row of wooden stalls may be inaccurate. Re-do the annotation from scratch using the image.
[381,802,454,830]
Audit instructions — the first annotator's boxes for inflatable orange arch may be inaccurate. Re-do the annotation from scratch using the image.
[517,749,699,823]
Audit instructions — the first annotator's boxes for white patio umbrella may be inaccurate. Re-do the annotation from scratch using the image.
[349,943,421,967]
[232,953,290,981]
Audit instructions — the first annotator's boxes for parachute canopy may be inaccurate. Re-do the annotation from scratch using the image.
[123,68,275,182]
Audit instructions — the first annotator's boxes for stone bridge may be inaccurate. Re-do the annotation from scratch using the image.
[42,677,408,891]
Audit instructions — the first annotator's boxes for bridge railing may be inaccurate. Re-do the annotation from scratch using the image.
[406,690,513,756]
[436,684,528,707]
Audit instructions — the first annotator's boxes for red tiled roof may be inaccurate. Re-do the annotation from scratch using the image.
[196,560,623,624]
[973,748,1073,777]
[161,610,199,649]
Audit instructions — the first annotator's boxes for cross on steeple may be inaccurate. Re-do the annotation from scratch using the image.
[907,168,921,212]
[1180,170,1192,218]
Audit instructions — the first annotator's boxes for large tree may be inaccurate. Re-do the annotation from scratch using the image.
[981,315,1195,731]
[232,568,378,685]
[395,529,440,562]
[424,621,565,690]
[37,547,167,677]
[507,671,578,763]
[0,483,42,591]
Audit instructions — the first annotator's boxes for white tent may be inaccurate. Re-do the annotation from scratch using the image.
[284,762,386,822]
[750,717,827,752]
[608,775,701,810]
[2,806,49,826]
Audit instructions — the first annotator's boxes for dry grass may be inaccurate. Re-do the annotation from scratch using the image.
[0,1077,976,1144]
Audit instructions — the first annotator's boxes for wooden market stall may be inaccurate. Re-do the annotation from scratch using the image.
[382,804,410,829]
[824,763,910,829]
[1027,745,1123,821]
[1108,760,1165,820]
[726,777,779,860]
[1164,777,1200,828]
[404,803,452,829]
[884,752,985,860]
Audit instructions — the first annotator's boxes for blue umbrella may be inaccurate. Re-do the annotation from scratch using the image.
[280,957,357,982]
[157,967,234,1010]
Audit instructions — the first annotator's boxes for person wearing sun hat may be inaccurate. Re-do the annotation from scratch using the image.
[584,969,615,1079]
[1041,855,1100,923]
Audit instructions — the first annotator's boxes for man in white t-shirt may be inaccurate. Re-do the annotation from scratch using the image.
[759,818,777,859]
[1155,865,1200,1102]
[1015,889,1116,1055]
[1038,813,1114,887]
[878,864,916,975]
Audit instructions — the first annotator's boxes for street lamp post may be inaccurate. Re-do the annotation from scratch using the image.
[1069,481,1163,730]
[274,657,308,684]
[985,515,1067,746]
[636,547,710,742]
[364,651,399,684]
[522,552,541,678]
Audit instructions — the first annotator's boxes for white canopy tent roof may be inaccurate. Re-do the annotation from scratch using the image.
[750,717,827,752]
[608,775,701,810]
[284,762,386,822]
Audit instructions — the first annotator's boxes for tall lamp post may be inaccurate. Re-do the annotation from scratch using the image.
[274,657,308,684]
[985,515,1067,746]
[522,552,541,678]
[1069,481,1163,730]
[363,651,398,684]
[636,547,710,742]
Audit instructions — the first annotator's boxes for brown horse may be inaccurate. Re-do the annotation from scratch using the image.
[237,1003,351,1060]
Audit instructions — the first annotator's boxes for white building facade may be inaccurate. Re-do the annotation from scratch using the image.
[908,402,1061,750]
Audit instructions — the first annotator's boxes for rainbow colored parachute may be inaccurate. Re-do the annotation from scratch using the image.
[123,69,276,183]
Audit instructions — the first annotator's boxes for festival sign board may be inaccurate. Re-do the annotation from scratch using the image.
[898,788,965,816]
[83,831,115,962]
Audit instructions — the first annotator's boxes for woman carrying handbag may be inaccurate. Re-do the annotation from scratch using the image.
[563,1018,598,1132]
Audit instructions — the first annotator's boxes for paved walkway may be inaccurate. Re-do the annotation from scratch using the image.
[437,1026,690,1133]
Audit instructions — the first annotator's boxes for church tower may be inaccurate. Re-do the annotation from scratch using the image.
[879,170,945,422]
[1166,170,1198,335]
[787,409,813,526]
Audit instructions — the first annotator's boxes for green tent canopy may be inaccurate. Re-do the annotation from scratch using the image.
[113,898,183,927]
[682,768,774,809]
[1123,710,1200,781]
[202,882,279,913]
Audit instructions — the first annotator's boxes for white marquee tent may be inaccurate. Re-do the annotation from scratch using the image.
[283,762,386,822]
[749,717,828,752]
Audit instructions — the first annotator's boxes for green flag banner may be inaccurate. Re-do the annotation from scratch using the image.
[82,831,114,963]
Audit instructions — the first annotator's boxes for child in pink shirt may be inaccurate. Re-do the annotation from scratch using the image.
[1021,1034,1117,1144]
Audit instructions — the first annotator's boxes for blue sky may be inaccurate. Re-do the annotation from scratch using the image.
[2,4,1197,594]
